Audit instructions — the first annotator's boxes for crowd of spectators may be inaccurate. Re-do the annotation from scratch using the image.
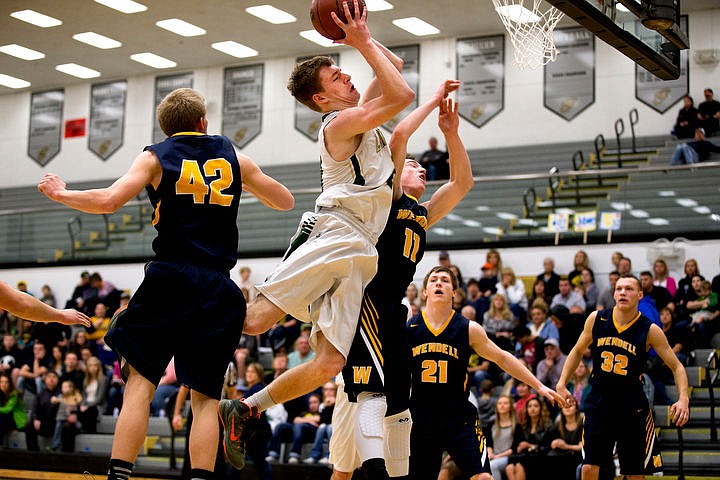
[1,252,718,478]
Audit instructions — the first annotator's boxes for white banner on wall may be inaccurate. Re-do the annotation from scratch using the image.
[28,89,63,166]
[456,35,504,128]
[222,64,263,149]
[383,45,420,132]
[152,72,194,143]
[89,80,127,161]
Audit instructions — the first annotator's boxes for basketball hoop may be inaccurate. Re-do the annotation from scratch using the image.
[492,0,565,69]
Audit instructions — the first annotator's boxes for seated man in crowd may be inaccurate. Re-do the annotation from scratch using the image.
[670,128,720,165]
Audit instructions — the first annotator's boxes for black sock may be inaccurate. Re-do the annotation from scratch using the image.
[361,457,390,480]
[107,459,134,480]
[190,468,214,480]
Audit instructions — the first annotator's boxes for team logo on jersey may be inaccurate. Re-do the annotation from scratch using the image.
[397,209,428,229]
[353,366,372,384]
[374,128,387,152]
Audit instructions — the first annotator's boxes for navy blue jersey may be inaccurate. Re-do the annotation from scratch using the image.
[342,194,428,399]
[145,133,242,272]
[408,311,473,413]
[589,308,652,390]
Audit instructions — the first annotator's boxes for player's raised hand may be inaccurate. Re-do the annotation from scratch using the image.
[438,98,459,134]
[538,384,567,408]
[331,0,369,47]
[56,308,91,327]
[670,397,690,427]
[433,80,461,101]
[38,173,67,201]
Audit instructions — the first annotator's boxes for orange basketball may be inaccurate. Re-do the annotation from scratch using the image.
[310,0,367,40]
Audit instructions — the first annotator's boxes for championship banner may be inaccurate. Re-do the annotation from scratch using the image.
[600,211,622,231]
[382,44,419,132]
[548,213,570,232]
[152,72,194,143]
[573,211,597,232]
[89,81,126,160]
[456,35,504,128]
[544,27,595,121]
[294,54,339,141]
[635,16,689,113]
[28,89,63,166]
[222,64,263,149]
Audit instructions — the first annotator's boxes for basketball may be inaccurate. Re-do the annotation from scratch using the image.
[310,0,367,40]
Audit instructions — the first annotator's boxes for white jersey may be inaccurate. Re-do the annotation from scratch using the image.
[316,111,394,241]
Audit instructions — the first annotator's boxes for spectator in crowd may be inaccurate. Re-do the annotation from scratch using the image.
[712,256,720,296]
[452,288,467,312]
[697,88,720,136]
[60,351,85,391]
[26,370,60,451]
[548,402,583,480]
[40,285,56,308]
[240,362,273,479]
[118,292,131,311]
[617,256,633,276]
[610,251,624,271]
[527,301,560,344]
[476,379,498,426]
[404,283,420,310]
[670,128,720,165]
[575,268,599,313]
[69,330,96,358]
[0,334,22,376]
[549,305,580,358]
[105,359,125,416]
[31,316,71,352]
[265,314,301,355]
[687,279,719,346]
[513,381,536,423]
[479,263,499,300]
[550,278,586,314]
[450,265,467,295]
[672,94,699,139]
[65,271,92,310]
[513,325,546,374]
[536,338,567,389]
[16,281,32,297]
[650,308,689,405]
[486,394,518,480]
[468,349,492,393]
[237,266,257,303]
[17,341,50,396]
[487,249,503,281]
[419,136,449,180]
[234,333,259,389]
[304,381,336,464]
[529,278,552,308]
[640,271,674,312]
[654,258,677,297]
[150,359,178,417]
[483,293,517,352]
[287,335,315,369]
[537,257,561,299]
[565,361,591,412]
[596,271,620,310]
[86,272,122,316]
[266,392,322,464]
[496,267,528,322]
[49,345,64,376]
[51,379,82,452]
[78,356,107,434]
[438,250,452,268]
[568,250,592,288]
[265,353,288,385]
[676,259,703,314]
[0,372,27,445]
[505,397,553,480]
[87,303,111,343]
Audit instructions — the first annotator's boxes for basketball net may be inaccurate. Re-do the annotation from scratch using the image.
[492,0,565,69]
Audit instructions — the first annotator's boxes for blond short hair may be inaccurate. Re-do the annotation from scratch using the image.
[156,88,206,137]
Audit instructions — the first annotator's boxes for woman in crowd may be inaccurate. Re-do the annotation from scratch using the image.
[568,250,592,287]
[576,268,599,312]
[0,372,27,444]
[486,394,518,480]
[654,258,677,297]
[52,379,82,452]
[78,356,107,434]
[496,267,528,323]
[50,345,65,376]
[483,293,517,352]
[529,278,551,308]
[566,361,592,412]
[548,402,584,480]
[505,397,553,480]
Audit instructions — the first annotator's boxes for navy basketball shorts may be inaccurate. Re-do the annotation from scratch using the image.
[105,260,246,400]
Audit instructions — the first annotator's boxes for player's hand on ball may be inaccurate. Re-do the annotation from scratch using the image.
[331,0,368,47]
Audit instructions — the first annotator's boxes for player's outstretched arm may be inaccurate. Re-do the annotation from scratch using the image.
[238,154,295,211]
[38,151,161,214]
[648,324,690,426]
[328,0,414,138]
[469,321,565,407]
[359,39,405,107]
[556,311,596,404]
[0,281,91,327]
[424,98,474,227]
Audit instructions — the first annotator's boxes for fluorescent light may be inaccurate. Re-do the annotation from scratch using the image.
[212,41,258,58]
[10,9,62,28]
[432,227,454,236]
[496,212,518,220]
[616,3,630,13]
[474,205,490,212]
[245,5,296,24]
[693,206,711,214]
[130,52,177,69]
[55,63,101,79]
[392,17,440,36]
[299,30,337,47]
[495,5,540,23]
[629,209,649,218]
[556,208,576,214]
[483,227,504,235]
[657,190,676,197]
[463,219,482,227]
[0,74,31,89]
[156,18,206,37]
[676,198,698,207]
[73,32,122,49]
[365,0,394,11]
[647,218,669,226]
[93,0,147,14]
[0,44,45,61]
[610,202,632,211]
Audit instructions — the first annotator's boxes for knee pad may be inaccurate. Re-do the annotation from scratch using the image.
[383,409,412,477]
[355,393,387,462]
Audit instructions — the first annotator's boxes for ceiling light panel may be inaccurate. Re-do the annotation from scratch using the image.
[10,10,62,28]
[299,30,337,47]
[55,63,101,79]
[246,5,296,24]
[73,32,122,49]
[392,17,440,36]
[211,41,258,58]
[365,0,394,11]
[0,44,45,61]
[0,74,31,89]
[130,52,177,69]
[156,18,206,37]
[93,0,147,14]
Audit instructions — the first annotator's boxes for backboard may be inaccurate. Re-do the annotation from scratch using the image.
[544,0,689,80]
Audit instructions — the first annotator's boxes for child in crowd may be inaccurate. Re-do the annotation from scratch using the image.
[52,379,82,452]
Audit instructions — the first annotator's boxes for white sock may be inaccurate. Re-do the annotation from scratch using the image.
[245,387,276,412]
